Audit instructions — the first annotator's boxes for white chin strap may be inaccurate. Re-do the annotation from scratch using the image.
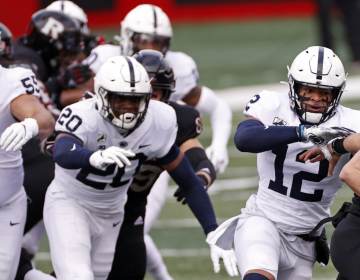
[302,111,322,124]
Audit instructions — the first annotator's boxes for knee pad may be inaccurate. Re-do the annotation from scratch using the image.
[244,273,270,280]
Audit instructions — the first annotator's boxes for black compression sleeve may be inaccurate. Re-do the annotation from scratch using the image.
[185,147,216,188]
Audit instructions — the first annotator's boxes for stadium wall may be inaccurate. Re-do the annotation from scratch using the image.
[4,0,315,36]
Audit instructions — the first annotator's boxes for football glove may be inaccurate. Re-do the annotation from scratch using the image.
[206,145,229,174]
[174,174,208,205]
[298,125,353,145]
[89,146,135,170]
[207,231,239,277]
[0,118,39,152]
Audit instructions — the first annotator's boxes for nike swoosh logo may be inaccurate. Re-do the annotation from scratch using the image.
[70,144,76,151]
[139,144,151,149]
[113,221,122,227]
[10,221,20,226]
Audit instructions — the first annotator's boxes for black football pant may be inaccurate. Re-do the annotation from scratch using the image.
[107,222,146,280]
[22,138,54,233]
[331,196,360,280]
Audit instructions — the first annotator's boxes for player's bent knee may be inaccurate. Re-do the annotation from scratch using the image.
[244,272,274,280]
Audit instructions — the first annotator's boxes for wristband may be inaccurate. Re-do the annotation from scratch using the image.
[331,138,348,155]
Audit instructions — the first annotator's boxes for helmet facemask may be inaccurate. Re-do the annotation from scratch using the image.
[131,32,171,55]
[288,46,346,125]
[289,77,344,124]
[96,87,150,134]
[120,4,173,56]
[133,49,175,102]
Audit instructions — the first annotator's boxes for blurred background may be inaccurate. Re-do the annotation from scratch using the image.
[5,0,360,279]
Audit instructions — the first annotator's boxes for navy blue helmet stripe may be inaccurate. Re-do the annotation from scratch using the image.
[125,57,135,87]
[152,5,158,30]
[60,0,65,12]
[316,47,324,80]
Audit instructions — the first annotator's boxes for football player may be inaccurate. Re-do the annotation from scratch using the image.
[106,50,217,280]
[0,64,54,279]
[207,46,360,280]
[44,56,236,279]
[45,0,103,108]
[83,4,232,175]
[0,21,59,280]
[299,133,360,280]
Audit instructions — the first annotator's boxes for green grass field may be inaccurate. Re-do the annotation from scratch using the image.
[36,17,359,279]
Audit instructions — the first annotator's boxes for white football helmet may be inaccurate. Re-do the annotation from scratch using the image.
[121,4,173,55]
[46,0,89,34]
[288,46,346,124]
[94,56,152,133]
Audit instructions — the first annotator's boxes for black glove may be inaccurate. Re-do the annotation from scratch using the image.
[173,175,208,205]
[315,229,330,265]
[173,187,187,205]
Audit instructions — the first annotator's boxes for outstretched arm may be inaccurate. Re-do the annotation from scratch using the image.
[184,85,232,173]
[158,144,218,234]
[234,118,300,153]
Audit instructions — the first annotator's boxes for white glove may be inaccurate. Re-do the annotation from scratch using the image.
[89,146,135,170]
[299,125,353,145]
[0,118,39,152]
[207,231,239,277]
[206,145,229,174]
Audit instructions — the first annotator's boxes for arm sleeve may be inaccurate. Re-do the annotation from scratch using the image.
[53,134,93,169]
[195,86,232,151]
[167,154,218,235]
[185,147,216,188]
[234,119,300,153]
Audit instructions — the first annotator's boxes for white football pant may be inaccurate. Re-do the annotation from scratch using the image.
[43,183,123,280]
[0,188,27,280]
[234,215,315,280]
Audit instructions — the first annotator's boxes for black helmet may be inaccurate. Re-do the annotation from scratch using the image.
[26,9,83,59]
[133,49,175,102]
[0,22,13,58]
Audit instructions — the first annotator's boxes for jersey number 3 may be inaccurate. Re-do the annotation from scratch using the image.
[268,145,329,202]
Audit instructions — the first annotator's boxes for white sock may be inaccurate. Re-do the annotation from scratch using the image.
[145,234,173,280]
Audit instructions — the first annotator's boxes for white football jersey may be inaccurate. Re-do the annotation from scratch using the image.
[53,98,177,213]
[84,44,122,74]
[243,90,360,234]
[85,45,199,101]
[165,50,199,101]
[0,65,40,205]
